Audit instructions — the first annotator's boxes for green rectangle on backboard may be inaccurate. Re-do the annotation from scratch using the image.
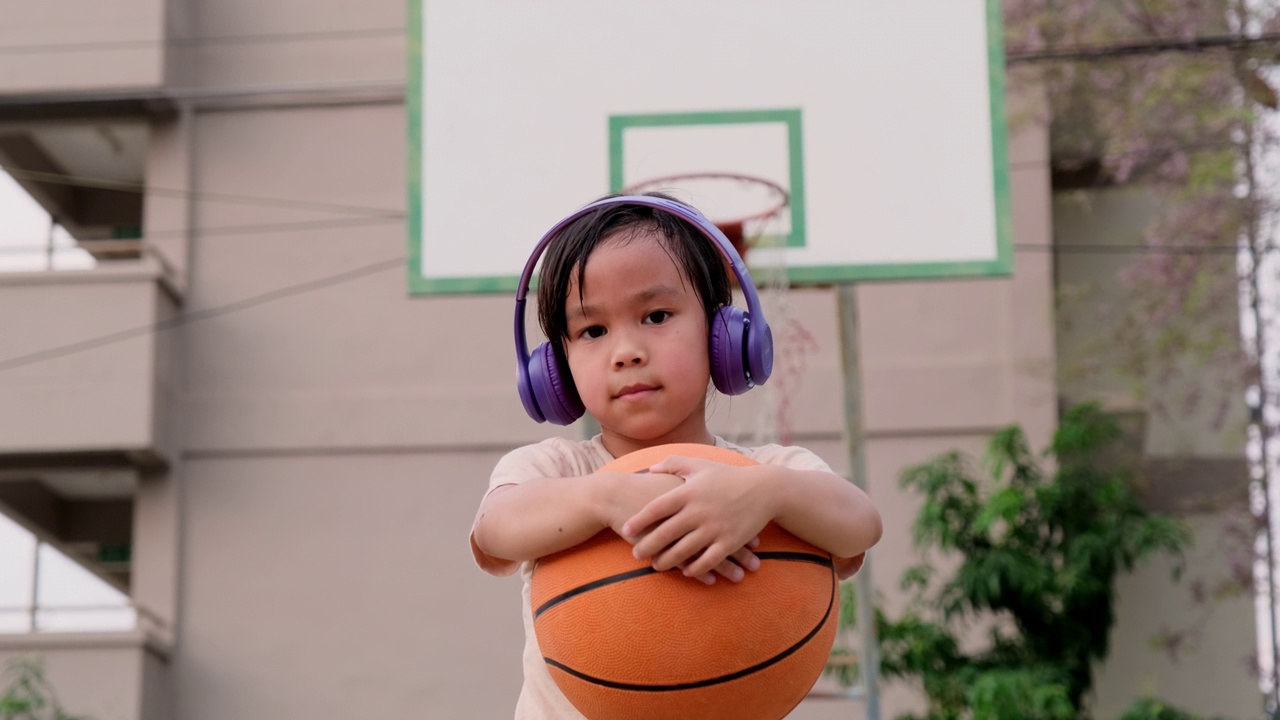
[407,0,1013,295]
[608,109,807,250]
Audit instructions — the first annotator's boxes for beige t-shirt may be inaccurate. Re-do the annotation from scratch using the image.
[470,435,866,720]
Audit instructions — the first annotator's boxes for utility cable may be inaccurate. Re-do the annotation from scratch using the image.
[0,256,405,372]
[0,214,404,251]
[1,166,403,218]
[0,237,1260,374]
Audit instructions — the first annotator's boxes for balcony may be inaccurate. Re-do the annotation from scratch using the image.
[0,258,178,467]
[0,630,173,720]
[0,506,174,720]
[0,0,175,102]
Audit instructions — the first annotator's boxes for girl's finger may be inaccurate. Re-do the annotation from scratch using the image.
[730,545,761,572]
[648,455,689,476]
[652,532,710,573]
[683,542,739,579]
[622,490,684,539]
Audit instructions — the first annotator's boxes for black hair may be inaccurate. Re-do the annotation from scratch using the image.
[536,192,732,376]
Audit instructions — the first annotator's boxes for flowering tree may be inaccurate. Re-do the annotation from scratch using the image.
[1003,0,1280,706]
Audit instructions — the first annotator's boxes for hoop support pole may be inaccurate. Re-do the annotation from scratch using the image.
[836,283,881,720]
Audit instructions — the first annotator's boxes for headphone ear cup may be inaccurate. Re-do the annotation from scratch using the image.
[709,306,752,396]
[528,342,585,426]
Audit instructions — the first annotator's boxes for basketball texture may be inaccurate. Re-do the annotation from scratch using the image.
[530,443,839,720]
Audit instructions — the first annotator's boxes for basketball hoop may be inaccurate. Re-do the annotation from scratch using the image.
[621,172,789,260]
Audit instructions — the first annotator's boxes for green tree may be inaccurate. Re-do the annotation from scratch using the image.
[833,405,1194,719]
[1113,698,1233,720]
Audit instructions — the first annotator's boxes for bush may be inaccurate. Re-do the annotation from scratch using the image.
[832,404,1199,719]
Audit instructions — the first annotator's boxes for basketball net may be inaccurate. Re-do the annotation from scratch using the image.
[728,206,816,447]
[622,173,815,447]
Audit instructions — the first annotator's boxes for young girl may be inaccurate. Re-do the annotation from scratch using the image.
[470,193,882,719]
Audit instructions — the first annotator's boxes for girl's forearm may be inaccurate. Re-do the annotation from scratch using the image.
[472,473,615,563]
[756,466,882,559]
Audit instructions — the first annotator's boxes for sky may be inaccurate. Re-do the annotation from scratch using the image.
[0,170,93,272]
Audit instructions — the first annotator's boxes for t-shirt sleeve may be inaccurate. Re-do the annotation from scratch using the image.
[749,443,867,581]
[470,439,578,577]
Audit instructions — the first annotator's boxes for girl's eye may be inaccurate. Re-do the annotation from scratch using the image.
[645,311,671,325]
[580,325,606,339]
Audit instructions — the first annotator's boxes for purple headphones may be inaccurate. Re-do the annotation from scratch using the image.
[515,195,774,425]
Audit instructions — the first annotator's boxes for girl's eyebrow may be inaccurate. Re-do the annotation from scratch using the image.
[567,284,682,320]
[631,284,681,303]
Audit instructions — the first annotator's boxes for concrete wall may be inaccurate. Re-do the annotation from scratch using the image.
[1055,185,1258,718]
[0,0,168,96]
[1092,513,1260,719]
[1054,186,1248,460]
[189,0,404,90]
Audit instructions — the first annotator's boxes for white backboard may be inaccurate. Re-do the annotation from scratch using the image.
[408,0,1011,294]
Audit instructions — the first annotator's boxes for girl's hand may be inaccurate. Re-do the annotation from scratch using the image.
[621,456,775,580]
[602,470,758,585]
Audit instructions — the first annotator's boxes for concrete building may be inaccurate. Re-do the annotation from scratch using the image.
[0,1,1260,718]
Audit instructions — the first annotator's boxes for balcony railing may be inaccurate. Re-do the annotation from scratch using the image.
[0,536,140,635]
[0,239,149,274]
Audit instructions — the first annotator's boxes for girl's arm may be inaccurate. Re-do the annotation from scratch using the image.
[624,457,882,578]
[472,470,762,583]
[472,471,676,564]
[757,464,882,560]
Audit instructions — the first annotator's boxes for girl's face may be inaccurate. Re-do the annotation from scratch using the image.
[563,230,714,458]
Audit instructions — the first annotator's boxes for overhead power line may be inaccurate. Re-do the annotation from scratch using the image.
[0,239,1250,257]
[1,166,403,218]
[1014,242,1256,256]
[0,256,405,372]
[1007,31,1280,64]
[0,215,404,251]
[0,242,1251,375]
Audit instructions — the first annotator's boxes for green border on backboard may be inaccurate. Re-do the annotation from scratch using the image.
[608,108,807,249]
[407,0,1012,294]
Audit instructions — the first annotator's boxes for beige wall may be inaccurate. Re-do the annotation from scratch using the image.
[189,0,405,90]
[0,0,168,95]
[1092,513,1260,718]
[1054,186,1248,459]
[1054,185,1258,718]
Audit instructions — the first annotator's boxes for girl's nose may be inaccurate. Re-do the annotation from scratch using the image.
[612,336,647,368]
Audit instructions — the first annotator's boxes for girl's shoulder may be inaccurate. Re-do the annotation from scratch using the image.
[720,437,835,473]
[493,435,613,481]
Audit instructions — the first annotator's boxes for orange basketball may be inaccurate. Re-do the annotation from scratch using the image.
[530,443,839,720]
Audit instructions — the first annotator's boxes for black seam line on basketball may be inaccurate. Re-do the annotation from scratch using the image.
[541,563,837,692]
[753,551,835,569]
[534,567,659,620]
[532,552,831,620]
